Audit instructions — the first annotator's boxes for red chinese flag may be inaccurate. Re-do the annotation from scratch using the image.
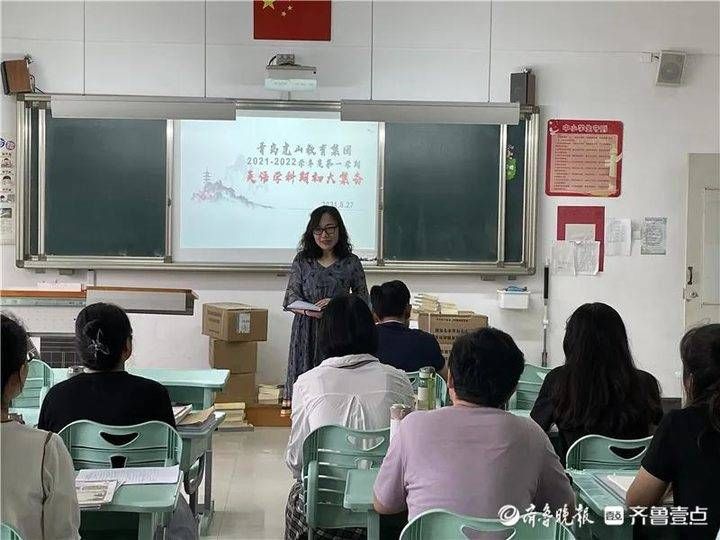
[254,0,331,41]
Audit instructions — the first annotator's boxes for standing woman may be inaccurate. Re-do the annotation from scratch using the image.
[283,206,369,410]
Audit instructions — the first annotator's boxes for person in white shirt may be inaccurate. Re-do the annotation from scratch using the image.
[0,314,80,540]
[284,295,415,540]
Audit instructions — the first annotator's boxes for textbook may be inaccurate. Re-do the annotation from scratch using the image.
[75,480,120,508]
[178,406,216,430]
[285,300,321,312]
[172,405,192,424]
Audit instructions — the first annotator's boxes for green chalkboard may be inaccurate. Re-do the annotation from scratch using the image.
[383,123,502,262]
[43,115,166,257]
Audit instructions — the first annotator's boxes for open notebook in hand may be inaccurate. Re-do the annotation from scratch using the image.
[285,300,322,312]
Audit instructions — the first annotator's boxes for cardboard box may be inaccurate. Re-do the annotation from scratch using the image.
[209,340,257,374]
[202,303,268,342]
[418,312,489,359]
[216,373,256,403]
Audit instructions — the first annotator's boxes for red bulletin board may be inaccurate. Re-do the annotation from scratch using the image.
[545,119,623,197]
[557,206,605,271]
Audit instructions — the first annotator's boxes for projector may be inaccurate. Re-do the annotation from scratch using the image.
[265,58,317,92]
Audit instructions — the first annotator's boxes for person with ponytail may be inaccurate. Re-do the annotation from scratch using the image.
[628,324,720,539]
[531,303,663,461]
[38,303,175,433]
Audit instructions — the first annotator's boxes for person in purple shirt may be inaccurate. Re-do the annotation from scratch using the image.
[371,281,446,378]
[373,327,575,524]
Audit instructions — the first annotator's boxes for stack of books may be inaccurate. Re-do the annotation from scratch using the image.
[215,402,254,431]
[412,293,439,314]
[257,384,283,404]
[177,406,216,432]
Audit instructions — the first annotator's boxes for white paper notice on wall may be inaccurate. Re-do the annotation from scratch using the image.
[641,217,668,255]
[575,241,600,275]
[551,240,600,276]
[565,223,596,242]
[237,313,251,334]
[0,134,17,245]
[605,218,632,256]
[552,241,577,276]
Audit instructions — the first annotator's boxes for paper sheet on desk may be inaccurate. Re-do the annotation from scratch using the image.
[76,465,180,485]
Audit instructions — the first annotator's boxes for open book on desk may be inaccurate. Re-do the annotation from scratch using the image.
[285,300,321,312]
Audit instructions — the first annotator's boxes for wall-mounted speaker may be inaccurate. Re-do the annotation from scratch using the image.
[656,50,686,86]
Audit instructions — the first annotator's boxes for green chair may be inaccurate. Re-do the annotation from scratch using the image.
[0,523,23,540]
[59,420,182,470]
[59,420,183,540]
[565,434,653,471]
[508,363,551,410]
[10,359,53,408]
[406,370,450,407]
[400,510,575,539]
[302,425,390,540]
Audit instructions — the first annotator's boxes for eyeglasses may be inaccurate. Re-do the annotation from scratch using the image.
[312,225,338,237]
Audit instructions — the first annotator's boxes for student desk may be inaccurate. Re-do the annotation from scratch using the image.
[178,411,226,533]
[343,468,380,540]
[50,367,230,410]
[567,469,632,540]
[81,479,181,540]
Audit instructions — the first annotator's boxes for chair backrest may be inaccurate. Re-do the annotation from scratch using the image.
[10,359,53,408]
[302,425,390,530]
[508,363,551,410]
[406,371,450,407]
[0,523,23,540]
[400,510,575,540]
[59,420,182,469]
[565,434,653,471]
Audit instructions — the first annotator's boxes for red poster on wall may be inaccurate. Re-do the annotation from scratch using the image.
[546,119,623,197]
[557,206,606,271]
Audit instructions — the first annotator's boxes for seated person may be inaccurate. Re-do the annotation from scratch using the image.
[38,302,175,432]
[371,280,446,376]
[373,327,575,522]
[38,303,197,540]
[628,324,720,539]
[530,303,663,461]
[285,294,415,540]
[1,314,80,540]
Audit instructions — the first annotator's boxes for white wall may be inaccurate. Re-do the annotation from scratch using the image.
[1,1,719,396]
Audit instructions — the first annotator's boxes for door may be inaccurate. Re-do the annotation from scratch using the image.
[685,154,720,327]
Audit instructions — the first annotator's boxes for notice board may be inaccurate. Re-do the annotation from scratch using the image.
[545,119,623,197]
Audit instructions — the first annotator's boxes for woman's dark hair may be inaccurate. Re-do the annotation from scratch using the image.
[1,313,29,397]
[553,303,659,433]
[298,206,352,260]
[75,303,133,371]
[319,295,377,360]
[681,324,720,433]
[449,327,525,408]
[370,281,411,320]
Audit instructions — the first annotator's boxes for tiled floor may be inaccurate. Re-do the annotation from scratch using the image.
[201,428,294,540]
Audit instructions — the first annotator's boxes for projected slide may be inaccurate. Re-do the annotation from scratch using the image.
[173,112,379,263]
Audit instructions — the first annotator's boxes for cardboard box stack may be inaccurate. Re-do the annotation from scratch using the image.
[202,303,268,404]
[413,294,488,360]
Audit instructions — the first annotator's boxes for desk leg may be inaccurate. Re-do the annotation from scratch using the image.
[137,513,156,540]
[198,447,215,534]
[366,511,380,540]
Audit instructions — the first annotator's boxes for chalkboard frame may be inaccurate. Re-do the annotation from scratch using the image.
[15,94,539,275]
